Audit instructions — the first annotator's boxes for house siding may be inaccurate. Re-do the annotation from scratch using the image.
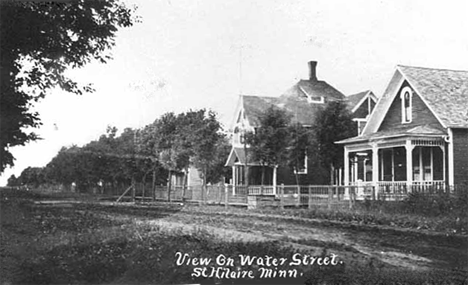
[370,100,376,113]
[453,128,468,185]
[378,81,444,133]
[353,99,370,119]
[276,158,331,185]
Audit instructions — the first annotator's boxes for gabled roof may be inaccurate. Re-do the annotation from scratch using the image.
[345,90,377,113]
[397,65,468,129]
[233,62,348,129]
[362,65,468,137]
[240,79,346,127]
[281,79,345,101]
[225,147,248,166]
[242,95,279,127]
[237,78,347,128]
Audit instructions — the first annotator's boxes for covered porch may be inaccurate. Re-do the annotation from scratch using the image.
[225,147,278,195]
[342,135,448,199]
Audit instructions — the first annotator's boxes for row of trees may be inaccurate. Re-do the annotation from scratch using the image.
[8,109,231,194]
[244,100,356,185]
[9,101,355,190]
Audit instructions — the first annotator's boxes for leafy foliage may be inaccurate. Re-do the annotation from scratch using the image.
[245,106,291,167]
[243,101,355,185]
[286,123,311,184]
[17,108,227,193]
[15,126,165,193]
[309,100,357,183]
[0,1,137,172]
[6,175,20,187]
[244,106,292,184]
[141,109,228,187]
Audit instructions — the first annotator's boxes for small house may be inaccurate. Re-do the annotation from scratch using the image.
[337,65,468,198]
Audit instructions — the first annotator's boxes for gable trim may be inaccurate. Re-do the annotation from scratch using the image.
[396,66,447,129]
[225,147,236,167]
[361,71,405,135]
[351,90,374,113]
[230,95,244,131]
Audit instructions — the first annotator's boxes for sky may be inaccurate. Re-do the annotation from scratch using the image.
[2,0,468,185]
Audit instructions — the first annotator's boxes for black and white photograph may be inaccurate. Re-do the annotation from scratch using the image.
[1,0,467,284]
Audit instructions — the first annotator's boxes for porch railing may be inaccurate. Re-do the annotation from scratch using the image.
[248,185,275,195]
[350,180,448,200]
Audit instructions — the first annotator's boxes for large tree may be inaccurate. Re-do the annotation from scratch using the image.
[310,100,357,184]
[286,123,311,185]
[245,106,291,185]
[189,110,224,192]
[0,1,136,172]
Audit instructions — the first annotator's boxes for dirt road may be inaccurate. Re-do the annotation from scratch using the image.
[1,191,467,284]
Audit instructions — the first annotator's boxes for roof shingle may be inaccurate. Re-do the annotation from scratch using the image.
[241,78,347,127]
[398,65,468,128]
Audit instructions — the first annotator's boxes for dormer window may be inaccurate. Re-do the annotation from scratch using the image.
[400,87,412,123]
[307,95,324,104]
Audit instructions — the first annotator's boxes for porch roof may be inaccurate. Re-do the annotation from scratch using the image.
[336,125,447,144]
[225,147,247,166]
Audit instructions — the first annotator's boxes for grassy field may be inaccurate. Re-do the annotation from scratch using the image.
[1,188,467,285]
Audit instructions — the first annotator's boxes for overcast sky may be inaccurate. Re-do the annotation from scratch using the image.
[2,0,468,185]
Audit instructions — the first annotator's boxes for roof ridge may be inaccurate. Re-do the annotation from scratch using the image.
[397,64,468,73]
[347,90,371,97]
[241,94,277,98]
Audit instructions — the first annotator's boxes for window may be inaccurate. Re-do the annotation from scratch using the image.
[294,151,308,174]
[400,86,412,123]
[307,95,324,104]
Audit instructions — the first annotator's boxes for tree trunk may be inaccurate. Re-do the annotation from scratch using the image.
[202,166,207,205]
[152,167,157,201]
[131,177,136,203]
[167,170,172,202]
[294,171,300,186]
[261,166,265,186]
[182,168,188,201]
[330,164,334,185]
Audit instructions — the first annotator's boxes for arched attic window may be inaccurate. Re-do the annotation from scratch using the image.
[400,86,413,123]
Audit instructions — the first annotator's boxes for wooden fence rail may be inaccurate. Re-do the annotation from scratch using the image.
[115,183,464,209]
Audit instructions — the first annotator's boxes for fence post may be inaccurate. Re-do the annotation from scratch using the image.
[308,186,312,210]
[224,184,229,209]
[295,186,300,207]
[202,185,205,206]
[348,186,354,209]
[327,186,332,210]
[280,184,284,210]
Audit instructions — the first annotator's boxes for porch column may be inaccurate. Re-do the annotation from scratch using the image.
[405,140,414,187]
[344,147,350,199]
[344,147,350,185]
[448,128,454,187]
[372,144,379,196]
[232,166,236,195]
[273,165,278,195]
[338,168,342,185]
[439,146,446,182]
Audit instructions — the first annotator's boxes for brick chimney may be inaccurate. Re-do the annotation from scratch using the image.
[308,61,318,81]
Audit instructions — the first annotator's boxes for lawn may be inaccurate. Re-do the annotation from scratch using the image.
[1,188,467,284]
